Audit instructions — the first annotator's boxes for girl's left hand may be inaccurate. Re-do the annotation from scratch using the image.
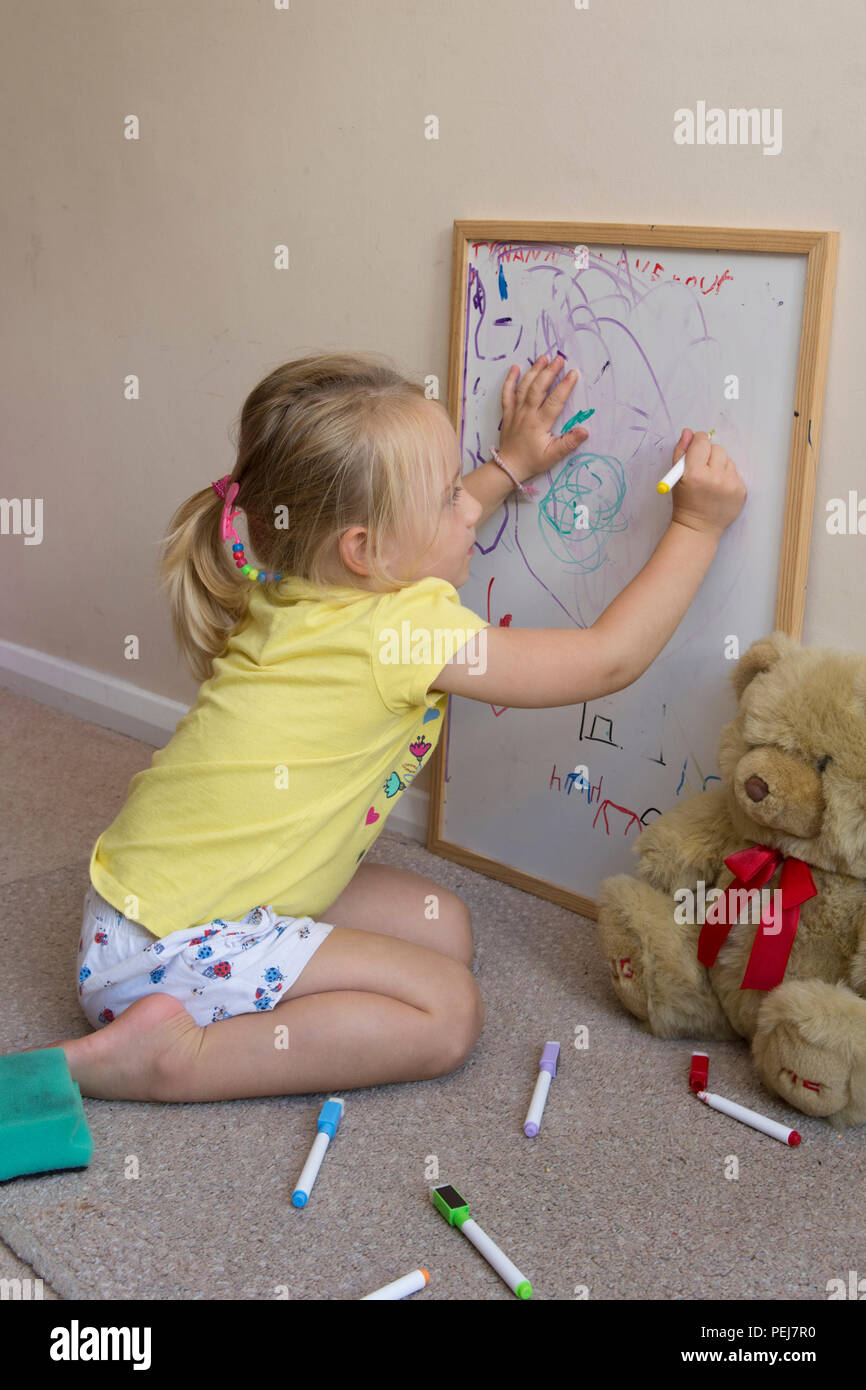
[498,352,590,480]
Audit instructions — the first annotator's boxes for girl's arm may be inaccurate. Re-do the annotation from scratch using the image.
[460,457,531,529]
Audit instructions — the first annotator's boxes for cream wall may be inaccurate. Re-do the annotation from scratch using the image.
[2,0,865,797]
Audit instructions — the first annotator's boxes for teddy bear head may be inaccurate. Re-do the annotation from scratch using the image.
[715,631,866,877]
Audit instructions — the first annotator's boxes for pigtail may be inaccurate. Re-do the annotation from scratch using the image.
[158,484,251,683]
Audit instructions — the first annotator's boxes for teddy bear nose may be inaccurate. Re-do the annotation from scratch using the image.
[745,776,769,802]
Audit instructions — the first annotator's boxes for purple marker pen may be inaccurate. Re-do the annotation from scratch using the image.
[524,1042,560,1137]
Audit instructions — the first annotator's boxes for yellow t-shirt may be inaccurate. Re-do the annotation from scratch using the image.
[89,574,490,938]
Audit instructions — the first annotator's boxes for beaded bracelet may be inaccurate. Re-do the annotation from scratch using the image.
[490,448,538,498]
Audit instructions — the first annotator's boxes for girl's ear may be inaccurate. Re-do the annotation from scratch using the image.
[337,523,372,579]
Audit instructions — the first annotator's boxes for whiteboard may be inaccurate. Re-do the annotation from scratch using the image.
[440,237,812,908]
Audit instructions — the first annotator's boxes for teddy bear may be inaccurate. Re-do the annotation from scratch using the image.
[596,629,866,1126]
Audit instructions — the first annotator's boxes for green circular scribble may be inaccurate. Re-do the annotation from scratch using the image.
[538,454,628,572]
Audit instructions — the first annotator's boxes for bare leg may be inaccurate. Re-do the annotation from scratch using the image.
[312,860,474,964]
[57,926,483,1102]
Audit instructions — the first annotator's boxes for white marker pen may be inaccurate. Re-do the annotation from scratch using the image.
[361,1269,430,1300]
[292,1096,344,1206]
[697,1089,801,1146]
[657,456,685,494]
[524,1042,560,1136]
[658,428,714,493]
[431,1185,532,1299]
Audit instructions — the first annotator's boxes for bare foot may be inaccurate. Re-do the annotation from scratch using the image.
[56,994,201,1101]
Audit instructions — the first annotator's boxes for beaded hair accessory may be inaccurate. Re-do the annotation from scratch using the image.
[211,475,283,583]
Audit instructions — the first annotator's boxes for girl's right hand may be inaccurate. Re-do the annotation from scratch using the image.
[669,428,747,537]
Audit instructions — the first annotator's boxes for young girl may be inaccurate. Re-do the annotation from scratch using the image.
[59,350,745,1104]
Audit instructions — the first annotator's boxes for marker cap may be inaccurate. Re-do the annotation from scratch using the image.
[689,1052,709,1093]
[317,1096,344,1139]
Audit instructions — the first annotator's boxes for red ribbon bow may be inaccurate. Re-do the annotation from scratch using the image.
[696,844,817,991]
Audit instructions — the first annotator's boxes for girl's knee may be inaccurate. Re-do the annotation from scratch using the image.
[428,965,484,1076]
[436,891,475,967]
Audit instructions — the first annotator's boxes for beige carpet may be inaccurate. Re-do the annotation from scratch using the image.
[0,686,862,1301]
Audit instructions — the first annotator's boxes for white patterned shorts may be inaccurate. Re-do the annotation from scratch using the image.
[77,883,335,1028]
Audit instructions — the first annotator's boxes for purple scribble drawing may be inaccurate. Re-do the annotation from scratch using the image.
[461,240,744,633]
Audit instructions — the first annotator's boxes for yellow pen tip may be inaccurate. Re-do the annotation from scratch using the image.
[657,482,669,494]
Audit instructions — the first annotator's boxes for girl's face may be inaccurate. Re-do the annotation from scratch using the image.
[336,399,483,590]
[396,399,483,589]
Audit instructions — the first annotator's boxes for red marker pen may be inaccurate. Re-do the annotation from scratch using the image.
[689,1052,709,1094]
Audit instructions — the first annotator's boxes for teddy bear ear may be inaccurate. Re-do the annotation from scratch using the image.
[731,629,800,701]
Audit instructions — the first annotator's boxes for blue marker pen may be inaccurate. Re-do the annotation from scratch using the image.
[292,1096,344,1207]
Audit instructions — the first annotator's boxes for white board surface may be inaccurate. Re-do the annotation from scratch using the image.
[443,238,809,905]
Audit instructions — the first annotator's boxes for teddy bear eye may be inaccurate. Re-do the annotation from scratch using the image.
[816,754,832,774]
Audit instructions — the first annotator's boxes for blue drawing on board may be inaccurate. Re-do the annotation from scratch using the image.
[538,453,628,572]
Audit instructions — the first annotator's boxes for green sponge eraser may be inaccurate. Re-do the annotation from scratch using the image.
[0,1048,93,1182]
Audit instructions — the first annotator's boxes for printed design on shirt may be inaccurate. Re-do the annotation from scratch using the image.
[383,770,405,798]
[383,731,434,799]
[365,720,440,826]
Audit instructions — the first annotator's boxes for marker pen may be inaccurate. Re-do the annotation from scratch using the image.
[524,1042,560,1136]
[689,1052,709,1093]
[292,1096,344,1206]
[362,1269,430,1300]
[657,457,685,494]
[431,1184,532,1299]
[658,428,714,493]
[696,1089,801,1146]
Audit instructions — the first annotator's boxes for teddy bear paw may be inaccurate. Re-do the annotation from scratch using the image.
[752,978,866,1123]
[597,877,651,1022]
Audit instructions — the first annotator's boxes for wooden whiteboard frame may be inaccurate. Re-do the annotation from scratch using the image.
[426,220,838,920]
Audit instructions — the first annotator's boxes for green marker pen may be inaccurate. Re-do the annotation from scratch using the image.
[431,1183,533,1299]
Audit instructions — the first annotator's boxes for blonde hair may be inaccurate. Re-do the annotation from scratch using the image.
[159,351,448,683]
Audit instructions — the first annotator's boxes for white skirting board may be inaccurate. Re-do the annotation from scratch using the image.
[0,637,430,843]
